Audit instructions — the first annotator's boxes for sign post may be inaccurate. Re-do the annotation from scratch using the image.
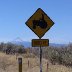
[25,8,54,72]
[40,39,42,72]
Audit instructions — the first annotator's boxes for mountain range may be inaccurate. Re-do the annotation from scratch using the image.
[10,37,67,48]
[11,41,67,48]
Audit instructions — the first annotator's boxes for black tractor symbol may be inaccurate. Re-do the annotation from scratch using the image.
[32,14,47,29]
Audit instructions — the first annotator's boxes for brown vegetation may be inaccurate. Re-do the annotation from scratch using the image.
[0,42,72,72]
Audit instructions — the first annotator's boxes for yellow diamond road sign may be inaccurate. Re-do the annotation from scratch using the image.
[25,8,54,38]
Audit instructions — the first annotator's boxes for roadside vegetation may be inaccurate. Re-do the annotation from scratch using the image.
[0,42,72,67]
[32,43,72,67]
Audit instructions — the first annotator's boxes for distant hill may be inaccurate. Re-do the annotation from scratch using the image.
[11,37,31,48]
[49,43,67,47]
[11,41,31,48]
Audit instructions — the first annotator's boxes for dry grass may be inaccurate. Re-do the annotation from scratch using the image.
[0,52,72,72]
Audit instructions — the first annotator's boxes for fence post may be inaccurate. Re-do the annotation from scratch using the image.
[18,58,22,72]
[47,61,49,72]
[28,59,30,68]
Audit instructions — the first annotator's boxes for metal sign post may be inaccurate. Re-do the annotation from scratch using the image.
[40,39,42,72]
[32,39,49,72]
[25,8,54,72]
[18,58,22,72]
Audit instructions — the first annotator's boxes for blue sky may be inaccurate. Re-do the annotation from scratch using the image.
[0,0,72,44]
